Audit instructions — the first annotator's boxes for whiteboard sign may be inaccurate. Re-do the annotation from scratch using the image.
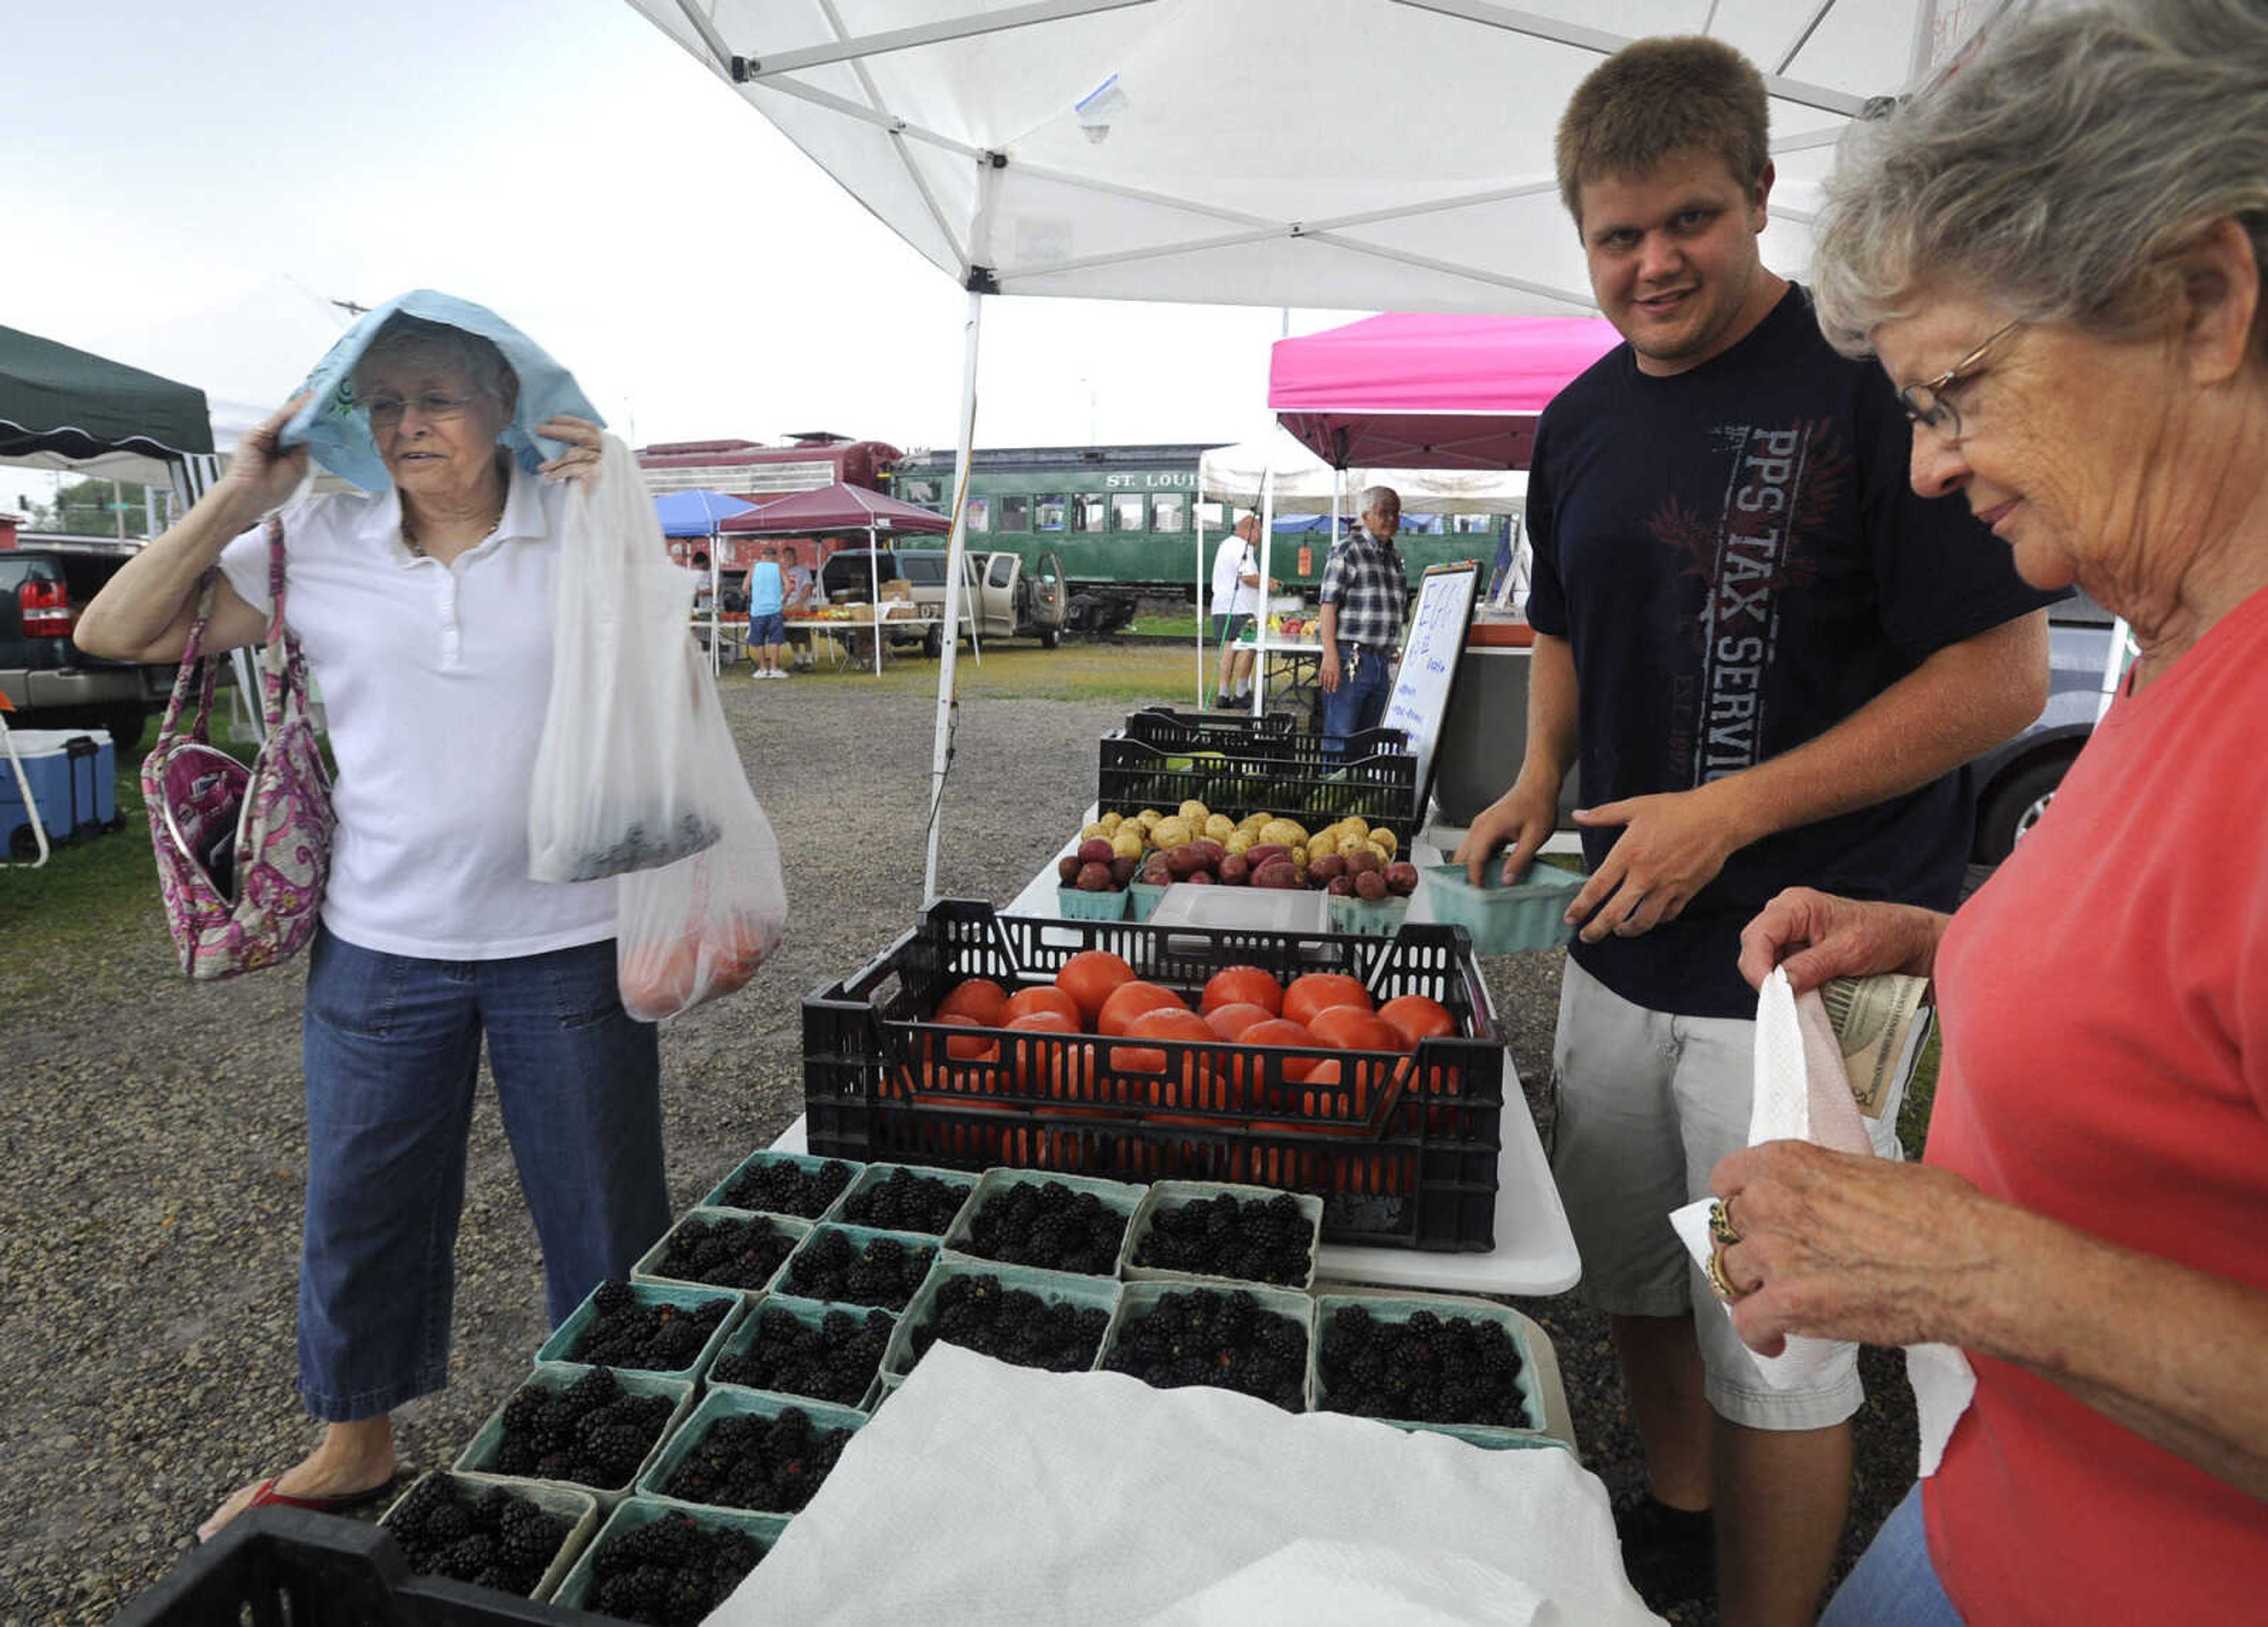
[1382,563,1481,821]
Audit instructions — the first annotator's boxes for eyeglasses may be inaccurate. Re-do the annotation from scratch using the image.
[1898,319,2024,442]
[363,390,480,428]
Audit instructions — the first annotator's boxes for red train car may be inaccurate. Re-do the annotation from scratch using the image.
[638,432,901,574]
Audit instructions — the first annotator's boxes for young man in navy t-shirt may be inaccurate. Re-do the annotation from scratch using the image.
[1456,37,2057,1627]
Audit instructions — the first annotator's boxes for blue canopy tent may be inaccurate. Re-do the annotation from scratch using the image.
[653,488,760,672]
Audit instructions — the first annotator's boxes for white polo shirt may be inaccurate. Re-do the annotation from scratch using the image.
[221,464,615,960]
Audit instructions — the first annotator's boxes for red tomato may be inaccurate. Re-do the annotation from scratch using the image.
[1005,1010,1085,1095]
[1233,1016,1324,1107]
[1377,994,1458,1048]
[930,1012,1000,1062]
[1114,1007,1217,1108]
[1282,973,1372,1028]
[936,977,1009,1027]
[1308,1006,1406,1057]
[621,939,700,1020]
[1200,965,1283,1018]
[1204,1001,1275,1041]
[1097,980,1185,1037]
[1055,950,1136,1025]
[1003,984,1083,1028]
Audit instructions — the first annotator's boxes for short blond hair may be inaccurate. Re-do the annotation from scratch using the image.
[1555,36,1770,230]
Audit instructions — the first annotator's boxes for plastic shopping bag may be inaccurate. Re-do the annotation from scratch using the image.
[529,436,721,881]
[615,634,790,1020]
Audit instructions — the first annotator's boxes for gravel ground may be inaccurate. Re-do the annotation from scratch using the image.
[0,668,1912,1624]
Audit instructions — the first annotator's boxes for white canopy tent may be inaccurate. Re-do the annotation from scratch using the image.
[625,0,2009,899]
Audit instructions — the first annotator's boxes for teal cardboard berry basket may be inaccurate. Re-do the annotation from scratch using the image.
[940,1168,1147,1277]
[630,1207,812,1304]
[636,1385,868,1518]
[1099,1280,1317,1412]
[1119,1181,1325,1293]
[774,1221,941,1312]
[833,1161,982,1238]
[706,1292,898,1413]
[1418,859,1585,954]
[550,1496,787,1615]
[880,1257,1122,1385]
[376,1469,599,1604]
[700,1148,862,1221]
[1309,1292,1557,1448]
[533,1279,744,1381]
[453,1364,695,1511]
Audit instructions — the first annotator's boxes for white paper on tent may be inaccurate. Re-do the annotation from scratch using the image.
[711,1343,1665,1626]
[1669,970,1977,1476]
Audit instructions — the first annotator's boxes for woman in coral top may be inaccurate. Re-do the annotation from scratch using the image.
[1713,2,2268,1622]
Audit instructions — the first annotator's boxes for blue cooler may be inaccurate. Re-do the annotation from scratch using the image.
[1,729,119,857]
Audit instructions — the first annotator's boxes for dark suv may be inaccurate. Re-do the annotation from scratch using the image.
[1,540,177,749]
[1969,591,2119,863]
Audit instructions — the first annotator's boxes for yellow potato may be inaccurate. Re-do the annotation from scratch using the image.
[1080,821,1112,842]
[1203,813,1236,842]
[1224,830,1256,856]
[1339,816,1371,840]
[1112,829,1146,861]
[1099,811,1124,832]
[1368,827,1397,856]
[1178,800,1210,824]
[1136,809,1165,830]
[1152,817,1194,850]
[1306,830,1340,859]
[1259,818,1308,849]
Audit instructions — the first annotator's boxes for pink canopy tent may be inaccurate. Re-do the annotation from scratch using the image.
[1268,314,1622,471]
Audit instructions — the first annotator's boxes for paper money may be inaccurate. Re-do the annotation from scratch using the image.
[1820,973,1933,1120]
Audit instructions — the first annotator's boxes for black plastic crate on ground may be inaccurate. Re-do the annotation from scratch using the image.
[1117,706,1296,745]
[1097,722,1417,828]
[113,1506,610,1626]
[801,902,1503,1251]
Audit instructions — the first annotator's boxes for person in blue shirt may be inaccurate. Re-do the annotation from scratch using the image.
[746,543,787,680]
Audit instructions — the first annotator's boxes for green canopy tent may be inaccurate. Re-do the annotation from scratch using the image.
[1,323,214,488]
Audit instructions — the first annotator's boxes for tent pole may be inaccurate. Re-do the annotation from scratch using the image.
[923,289,984,907]
[1194,506,1207,706]
[869,525,881,676]
[709,527,722,676]
[1252,465,1275,720]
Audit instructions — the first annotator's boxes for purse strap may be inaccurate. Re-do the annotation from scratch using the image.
[158,516,297,748]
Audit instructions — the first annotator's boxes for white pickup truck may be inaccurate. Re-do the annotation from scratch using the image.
[820,547,1067,653]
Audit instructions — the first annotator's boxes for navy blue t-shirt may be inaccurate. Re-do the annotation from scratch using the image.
[1524,284,2060,1018]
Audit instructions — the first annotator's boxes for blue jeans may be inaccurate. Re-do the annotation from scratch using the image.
[297,926,668,1421]
[1322,641,1391,746]
[1820,1485,1966,1627]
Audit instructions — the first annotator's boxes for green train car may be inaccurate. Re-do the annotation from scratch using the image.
[885,444,1507,601]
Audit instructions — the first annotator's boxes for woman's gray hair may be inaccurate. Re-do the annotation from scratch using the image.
[351,314,520,412]
[1811,0,2268,357]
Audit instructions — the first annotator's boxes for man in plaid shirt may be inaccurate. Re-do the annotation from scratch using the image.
[1317,485,1409,743]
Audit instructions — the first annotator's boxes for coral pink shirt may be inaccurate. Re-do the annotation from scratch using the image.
[1923,583,2268,1624]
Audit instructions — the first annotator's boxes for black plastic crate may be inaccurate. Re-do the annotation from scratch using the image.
[801,902,1503,1251]
[1119,706,1296,744]
[113,1507,610,1626]
[1097,722,1418,827]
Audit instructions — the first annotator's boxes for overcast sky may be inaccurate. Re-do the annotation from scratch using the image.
[5,0,1377,498]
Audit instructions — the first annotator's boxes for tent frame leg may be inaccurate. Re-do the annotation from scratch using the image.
[923,289,985,905]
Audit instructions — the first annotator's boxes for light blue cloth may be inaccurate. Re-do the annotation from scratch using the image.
[280,290,604,493]
[746,560,785,616]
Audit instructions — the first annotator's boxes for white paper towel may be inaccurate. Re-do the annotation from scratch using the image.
[1669,969,1976,1473]
[709,1342,1666,1626]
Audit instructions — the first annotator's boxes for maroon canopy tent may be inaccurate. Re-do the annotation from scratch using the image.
[720,482,955,674]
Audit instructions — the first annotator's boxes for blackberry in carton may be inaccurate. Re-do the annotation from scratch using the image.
[552,1496,785,1625]
[1122,1181,1324,1291]
[704,1149,861,1220]
[941,1169,1143,1277]
[777,1222,937,1310]
[881,1259,1120,1384]
[1310,1293,1556,1448]
[631,1208,811,1299]
[455,1363,695,1508]
[837,1162,979,1237]
[534,1279,742,1378]
[378,1469,596,1602]
[640,1387,866,1517]
[1100,1283,1314,1413]
[708,1293,897,1408]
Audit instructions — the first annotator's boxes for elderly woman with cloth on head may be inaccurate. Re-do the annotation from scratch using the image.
[1704,3,2268,1622]
[77,294,673,1541]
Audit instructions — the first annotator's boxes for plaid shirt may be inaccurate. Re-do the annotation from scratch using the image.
[1318,522,1409,650]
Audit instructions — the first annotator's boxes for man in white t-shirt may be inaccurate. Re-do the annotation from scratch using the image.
[1208,514,1275,707]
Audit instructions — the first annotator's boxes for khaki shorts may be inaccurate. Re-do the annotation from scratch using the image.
[1549,960,1907,1432]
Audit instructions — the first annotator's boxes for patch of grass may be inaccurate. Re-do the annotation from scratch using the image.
[0,755,168,1002]
[764,641,1216,706]
[1897,1026,1943,1160]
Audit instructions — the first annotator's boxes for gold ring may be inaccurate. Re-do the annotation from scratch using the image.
[1709,1196,1741,1248]
[1705,1244,1745,1304]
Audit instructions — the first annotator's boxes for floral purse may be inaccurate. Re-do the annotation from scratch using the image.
[144,516,334,979]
